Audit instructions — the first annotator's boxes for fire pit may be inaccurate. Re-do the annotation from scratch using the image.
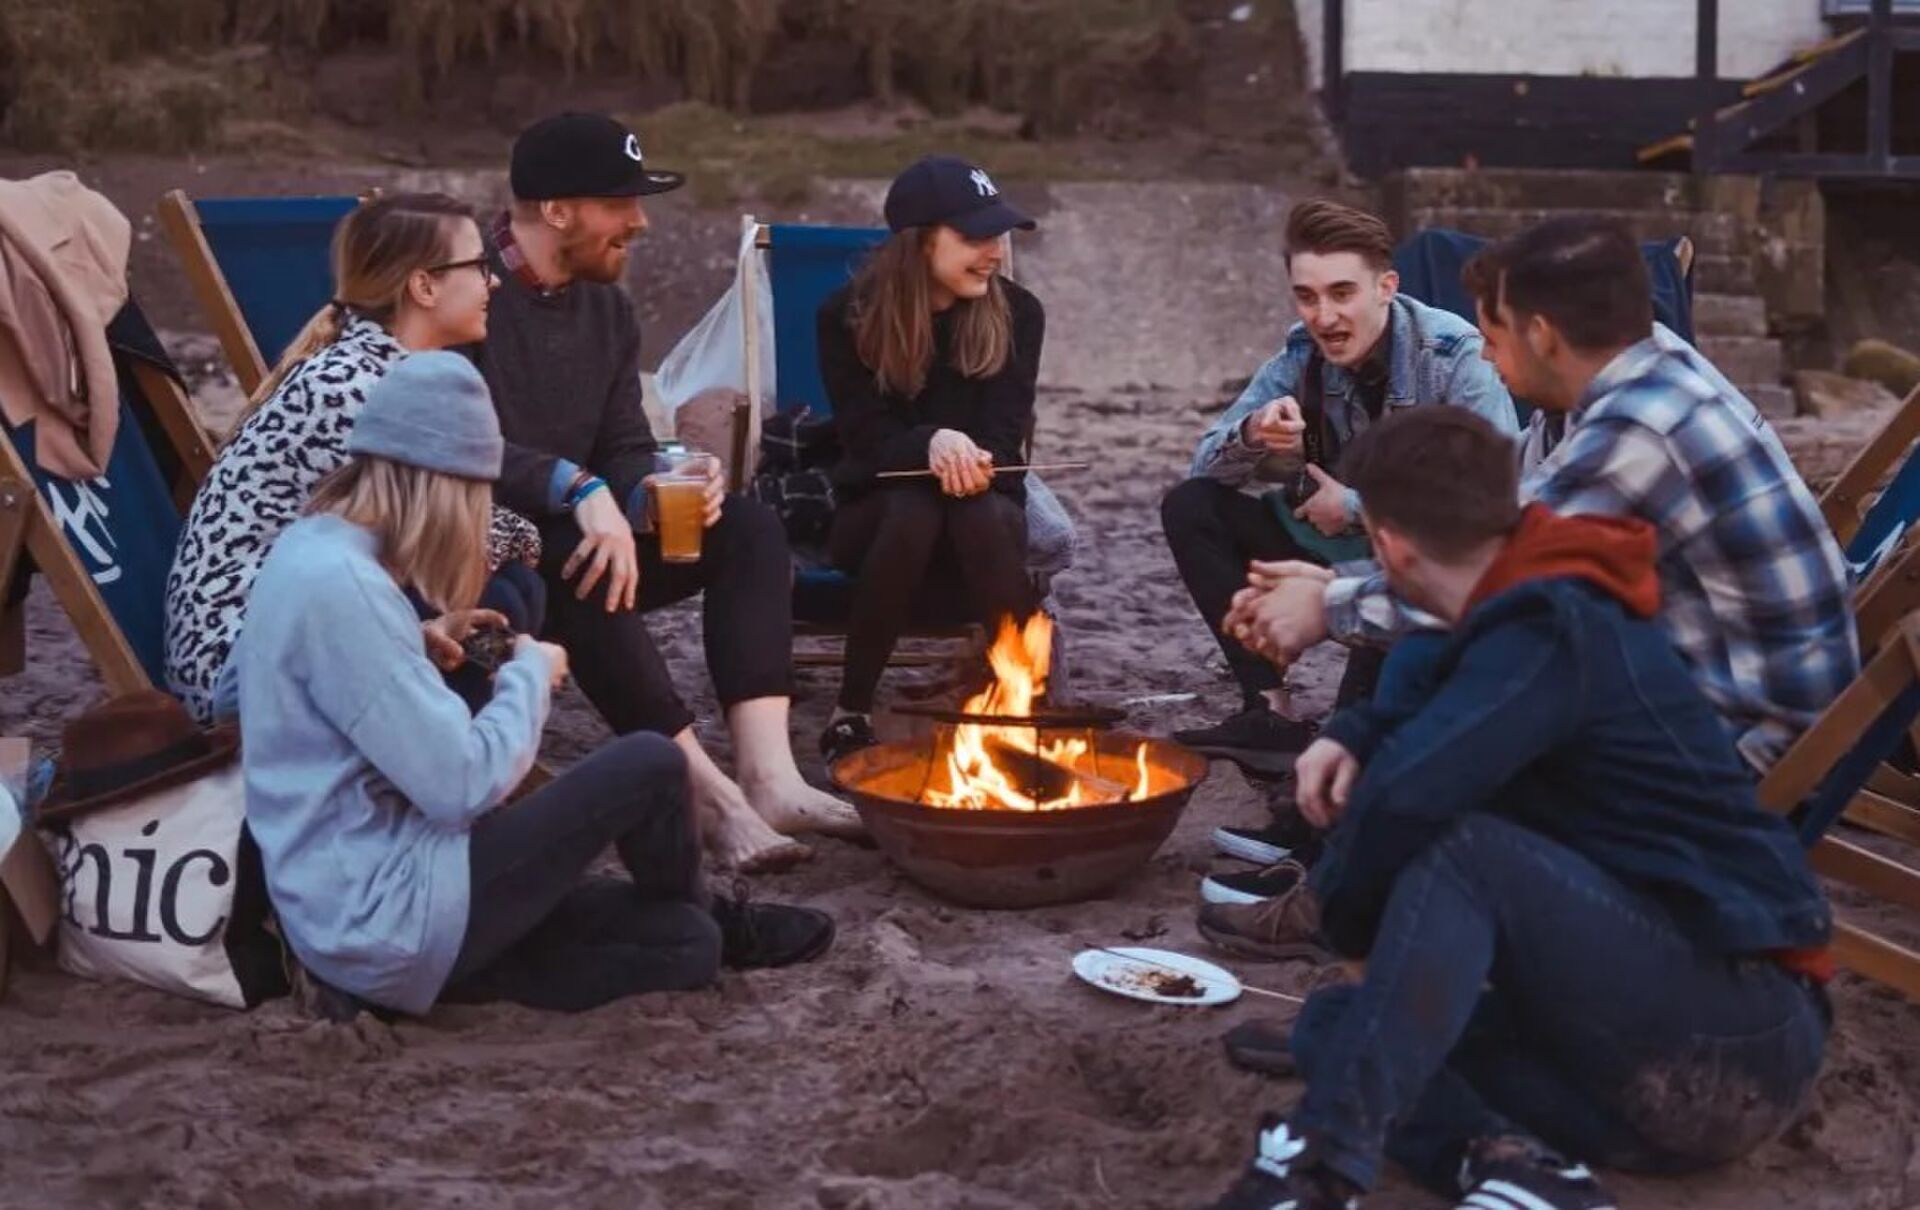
[829,615,1209,908]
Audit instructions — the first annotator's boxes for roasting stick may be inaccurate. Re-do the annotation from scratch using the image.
[875,461,1090,480]
[1094,946,1305,1005]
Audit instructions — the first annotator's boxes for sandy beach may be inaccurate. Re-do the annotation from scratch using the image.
[0,383,1917,1210]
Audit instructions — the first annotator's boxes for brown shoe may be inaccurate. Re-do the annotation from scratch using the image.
[1196,866,1333,962]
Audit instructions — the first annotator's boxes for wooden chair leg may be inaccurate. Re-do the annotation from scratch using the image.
[1833,922,1920,1002]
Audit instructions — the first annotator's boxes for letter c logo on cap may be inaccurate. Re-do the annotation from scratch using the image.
[624,134,644,163]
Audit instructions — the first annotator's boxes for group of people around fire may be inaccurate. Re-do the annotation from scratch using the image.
[148,107,1855,1209]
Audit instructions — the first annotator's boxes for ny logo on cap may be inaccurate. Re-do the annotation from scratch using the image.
[969,168,998,198]
[624,133,644,163]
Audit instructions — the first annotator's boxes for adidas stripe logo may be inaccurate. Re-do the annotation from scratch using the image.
[1460,1177,1615,1210]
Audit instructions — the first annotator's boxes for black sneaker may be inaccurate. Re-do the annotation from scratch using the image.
[1202,860,1308,906]
[1175,705,1317,776]
[712,889,836,970]
[1204,1117,1358,1210]
[819,714,879,766]
[1222,1017,1296,1078]
[1212,812,1324,866]
[1456,1137,1616,1210]
[289,962,368,1024]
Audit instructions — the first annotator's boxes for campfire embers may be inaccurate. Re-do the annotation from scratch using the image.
[829,615,1208,908]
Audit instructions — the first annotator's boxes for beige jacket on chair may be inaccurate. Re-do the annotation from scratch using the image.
[0,171,131,479]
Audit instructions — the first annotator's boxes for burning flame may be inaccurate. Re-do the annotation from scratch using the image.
[922,614,1153,811]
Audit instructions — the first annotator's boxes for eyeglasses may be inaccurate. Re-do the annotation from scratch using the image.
[426,254,495,281]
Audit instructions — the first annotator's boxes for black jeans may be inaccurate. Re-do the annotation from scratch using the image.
[828,483,1034,714]
[535,494,793,737]
[1160,477,1382,708]
[1290,814,1828,1193]
[439,733,721,1011]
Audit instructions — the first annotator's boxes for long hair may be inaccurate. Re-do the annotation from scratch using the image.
[849,228,1012,399]
[241,193,478,421]
[304,455,490,614]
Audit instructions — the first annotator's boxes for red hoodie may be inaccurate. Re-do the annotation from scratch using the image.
[1461,505,1835,984]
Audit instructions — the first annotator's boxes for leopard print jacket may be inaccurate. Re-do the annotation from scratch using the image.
[163,316,540,722]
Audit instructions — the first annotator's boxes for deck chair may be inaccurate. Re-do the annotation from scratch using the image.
[741,219,1044,668]
[1819,382,1920,585]
[0,300,218,695]
[156,192,359,398]
[1757,609,1920,1001]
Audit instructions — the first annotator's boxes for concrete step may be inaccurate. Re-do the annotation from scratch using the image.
[1745,383,1796,421]
[1693,254,1757,295]
[1405,206,1738,256]
[1391,167,1703,216]
[1697,335,1785,388]
[1691,292,1768,338]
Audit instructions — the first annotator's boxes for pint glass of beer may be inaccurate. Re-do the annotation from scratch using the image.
[650,451,716,564]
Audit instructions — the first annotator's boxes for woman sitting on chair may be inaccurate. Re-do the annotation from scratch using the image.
[164,192,542,722]
[815,156,1045,763]
[237,353,832,1020]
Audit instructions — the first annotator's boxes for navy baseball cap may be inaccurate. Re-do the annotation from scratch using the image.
[511,112,685,201]
[883,155,1036,239]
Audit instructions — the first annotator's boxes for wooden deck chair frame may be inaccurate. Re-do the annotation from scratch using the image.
[1818,381,1920,556]
[1758,610,1920,1000]
[738,217,1027,670]
[0,360,218,694]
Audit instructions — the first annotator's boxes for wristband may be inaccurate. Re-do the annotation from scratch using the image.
[563,467,594,499]
[565,476,609,511]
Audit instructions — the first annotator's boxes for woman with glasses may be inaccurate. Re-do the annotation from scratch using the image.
[165,193,542,722]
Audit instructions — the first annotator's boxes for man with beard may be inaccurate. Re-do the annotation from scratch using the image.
[472,112,861,872]
[1162,201,1517,793]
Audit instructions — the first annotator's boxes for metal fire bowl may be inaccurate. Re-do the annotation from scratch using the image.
[829,733,1210,909]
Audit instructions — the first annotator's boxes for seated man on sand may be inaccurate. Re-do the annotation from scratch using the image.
[1225,216,1857,784]
[1162,200,1516,780]
[470,111,861,872]
[1201,407,1832,1210]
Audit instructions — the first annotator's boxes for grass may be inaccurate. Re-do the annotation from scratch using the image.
[0,0,1189,153]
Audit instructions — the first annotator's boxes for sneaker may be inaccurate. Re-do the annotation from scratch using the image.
[1455,1138,1616,1210]
[1204,1117,1358,1210]
[1222,1017,1296,1078]
[1212,813,1324,866]
[1197,875,1331,963]
[289,962,368,1024]
[1203,860,1308,906]
[712,888,836,970]
[819,714,879,766]
[1174,705,1318,776]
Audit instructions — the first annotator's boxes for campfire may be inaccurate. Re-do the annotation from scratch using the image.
[827,613,1210,908]
[923,614,1153,812]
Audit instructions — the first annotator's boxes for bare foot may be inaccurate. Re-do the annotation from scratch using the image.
[696,781,813,873]
[745,775,868,840]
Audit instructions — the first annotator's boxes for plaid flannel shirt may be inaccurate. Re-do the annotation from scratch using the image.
[1325,327,1858,770]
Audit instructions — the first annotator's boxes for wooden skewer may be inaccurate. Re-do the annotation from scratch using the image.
[1093,946,1305,1005]
[875,461,1091,480]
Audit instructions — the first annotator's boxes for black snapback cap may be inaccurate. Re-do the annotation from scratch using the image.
[510,112,685,201]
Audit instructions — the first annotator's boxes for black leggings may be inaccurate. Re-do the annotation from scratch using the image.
[828,483,1033,714]
[438,733,720,1012]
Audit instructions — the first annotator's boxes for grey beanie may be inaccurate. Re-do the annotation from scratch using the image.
[347,351,504,480]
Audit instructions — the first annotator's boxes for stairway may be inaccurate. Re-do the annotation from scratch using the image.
[1382,168,1796,419]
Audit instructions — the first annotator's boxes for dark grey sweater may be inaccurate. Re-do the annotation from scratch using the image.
[470,260,662,521]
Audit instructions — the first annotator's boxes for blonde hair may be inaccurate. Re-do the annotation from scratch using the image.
[242,193,479,421]
[305,456,490,613]
[850,227,1012,399]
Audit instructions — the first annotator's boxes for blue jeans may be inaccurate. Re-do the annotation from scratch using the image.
[1290,814,1828,1193]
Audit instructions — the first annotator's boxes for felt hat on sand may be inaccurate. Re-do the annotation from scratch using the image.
[37,691,239,825]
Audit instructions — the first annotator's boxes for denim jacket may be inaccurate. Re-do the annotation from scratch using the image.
[1188,294,1518,526]
[1310,578,1832,962]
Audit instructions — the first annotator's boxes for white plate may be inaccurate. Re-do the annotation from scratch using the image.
[1072,946,1242,1006]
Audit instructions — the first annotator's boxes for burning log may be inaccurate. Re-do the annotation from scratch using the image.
[980,735,1132,805]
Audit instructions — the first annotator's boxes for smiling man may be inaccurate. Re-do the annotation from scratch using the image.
[1162,201,1516,783]
[472,112,862,873]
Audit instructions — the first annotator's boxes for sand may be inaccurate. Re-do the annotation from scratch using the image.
[2,386,1919,1210]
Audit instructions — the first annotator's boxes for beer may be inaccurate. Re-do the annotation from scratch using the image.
[650,452,715,563]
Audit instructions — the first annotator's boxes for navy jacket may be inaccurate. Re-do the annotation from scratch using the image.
[1312,571,1832,961]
